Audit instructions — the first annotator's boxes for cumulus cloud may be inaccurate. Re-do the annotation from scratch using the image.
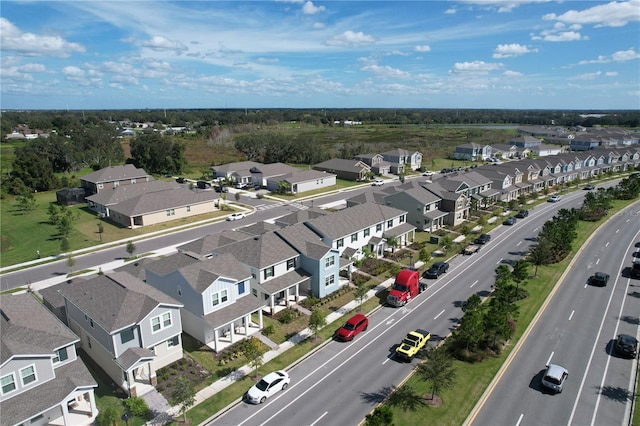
[17,63,47,73]
[142,35,188,53]
[578,48,640,64]
[325,30,376,47]
[503,70,523,77]
[449,60,503,74]
[0,18,85,57]
[458,0,553,13]
[493,43,538,58]
[313,22,325,29]
[573,71,602,80]
[445,8,457,14]
[531,22,587,42]
[605,71,618,77]
[415,45,431,53]
[257,57,280,63]
[543,0,640,28]
[302,1,325,15]
[361,64,410,79]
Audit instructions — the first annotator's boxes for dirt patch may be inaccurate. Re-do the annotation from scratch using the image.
[423,394,443,407]
[155,355,210,403]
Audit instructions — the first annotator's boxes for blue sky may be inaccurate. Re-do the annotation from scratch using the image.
[1,1,639,110]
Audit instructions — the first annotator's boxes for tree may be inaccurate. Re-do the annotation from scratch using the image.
[66,255,75,272]
[309,309,327,340]
[95,405,119,426]
[97,222,104,242]
[60,237,70,254]
[511,259,530,298]
[386,236,399,253]
[130,133,185,174]
[364,406,394,426]
[417,346,457,400]
[126,241,137,258]
[527,240,553,277]
[454,306,484,352]
[353,283,368,310]
[243,337,267,379]
[172,377,196,423]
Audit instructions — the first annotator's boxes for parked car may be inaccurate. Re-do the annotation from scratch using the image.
[423,262,449,279]
[541,364,568,393]
[245,370,290,404]
[422,170,434,176]
[474,234,491,245]
[372,179,384,186]
[196,180,211,189]
[175,177,186,184]
[226,212,246,221]
[590,272,610,287]
[515,210,529,219]
[614,334,638,358]
[236,182,248,189]
[548,195,562,203]
[214,185,229,193]
[335,313,368,341]
[503,216,517,226]
[584,184,596,190]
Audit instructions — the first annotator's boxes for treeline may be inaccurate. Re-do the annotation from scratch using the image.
[3,108,639,134]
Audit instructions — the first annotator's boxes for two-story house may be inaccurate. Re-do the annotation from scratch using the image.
[381,181,447,233]
[313,158,371,181]
[143,252,265,353]
[1,292,98,426]
[353,154,391,175]
[80,164,152,197]
[452,143,492,161]
[380,149,423,173]
[40,272,184,397]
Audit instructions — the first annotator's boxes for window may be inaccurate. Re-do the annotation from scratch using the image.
[53,347,69,364]
[251,270,257,279]
[387,220,393,228]
[252,288,258,297]
[221,289,228,303]
[237,281,246,295]
[1,374,16,395]
[325,256,335,268]
[152,316,161,331]
[263,266,274,279]
[120,328,135,344]
[89,319,94,328]
[167,336,179,348]
[177,285,182,296]
[162,312,171,327]
[376,224,382,232]
[325,275,335,287]
[152,312,172,332]
[287,258,295,270]
[351,233,358,243]
[400,215,405,223]
[20,365,36,386]
[364,228,370,237]
[336,238,344,248]
[166,209,175,216]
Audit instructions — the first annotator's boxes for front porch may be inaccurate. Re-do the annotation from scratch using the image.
[49,392,97,426]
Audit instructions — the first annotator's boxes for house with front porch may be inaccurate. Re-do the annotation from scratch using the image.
[490,144,530,159]
[143,252,265,353]
[353,153,391,175]
[42,272,184,398]
[470,167,519,203]
[452,143,491,161]
[313,158,371,181]
[382,181,447,233]
[0,292,98,426]
[380,149,423,173]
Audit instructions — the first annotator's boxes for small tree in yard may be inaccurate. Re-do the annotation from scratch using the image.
[172,376,195,423]
[60,237,70,254]
[66,255,75,273]
[126,240,137,258]
[364,406,394,426]
[353,283,368,311]
[95,405,119,426]
[243,337,267,379]
[309,309,327,341]
[417,345,457,402]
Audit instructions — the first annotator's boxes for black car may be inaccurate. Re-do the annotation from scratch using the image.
[584,184,596,190]
[196,180,211,189]
[214,185,229,193]
[503,216,517,226]
[590,272,610,287]
[615,334,638,358]
[515,210,529,219]
[423,262,449,279]
[175,177,186,184]
[474,234,491,245]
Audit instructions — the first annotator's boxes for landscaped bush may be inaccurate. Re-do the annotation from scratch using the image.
[124,397,150,418]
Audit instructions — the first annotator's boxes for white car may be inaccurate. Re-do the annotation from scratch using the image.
[372,179,384,186]
[541,364,568,393]
[245,370,290,404]
[547,195,562,203]
[422,170,434,176]
[226,212,246,221]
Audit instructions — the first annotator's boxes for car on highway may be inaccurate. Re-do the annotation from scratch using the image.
[245,370,290,404]
[462,244,481,255]
[335,313,368,341]
[548,195,562,203]
[395,329,431,361]
[584,184,596,190]
[423,262,449,279]
[515,209,529,219]
[541,364,568,393]
[503,216,517,226]
[614,334,638,358]
[590,272,610,287]
[226,212,246,221]
[372,179,384,186]
[474,234,491,245]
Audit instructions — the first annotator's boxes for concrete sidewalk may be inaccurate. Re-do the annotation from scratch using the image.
[159,276,399,425]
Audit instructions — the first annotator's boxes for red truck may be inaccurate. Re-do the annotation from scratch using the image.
[386,269,428,307]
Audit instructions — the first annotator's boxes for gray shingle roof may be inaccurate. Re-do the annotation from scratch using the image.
[115,347,155,371]
[304,202,407,240]
[58,272,182,333]
[108,187,217,217]
[86,180,178,206]
[259,269,311,294]
[313,158,370,173]
[274,207,329,227]
[280,169,336,184]
[202,295,265,328]
[275,223,331,260]
[177,230,252,256]
[237,222,281,236]
[213,231,299,269]
[80,164,150,184]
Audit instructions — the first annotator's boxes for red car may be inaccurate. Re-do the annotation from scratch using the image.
[335,313,368,341]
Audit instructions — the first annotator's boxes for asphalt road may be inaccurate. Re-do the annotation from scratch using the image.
[469,201,640,426]
[210,190,604,426]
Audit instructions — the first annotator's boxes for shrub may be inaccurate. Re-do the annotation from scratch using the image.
[124,397,150,418]
[262,324,275,336]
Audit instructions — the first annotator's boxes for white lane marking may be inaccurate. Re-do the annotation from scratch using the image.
[516,413,524,426]
[605,241,610,247]
[434,309,445,320]
[386,319,395,325]
[310,411,328,426]
[615,229,620,233]
[568,310,575,321]
[517,241,522,246]
[497,258,503,264]
[470,280,479,288]
[596,258,600,265]
[382,357,391,365]
[546,352,554,366]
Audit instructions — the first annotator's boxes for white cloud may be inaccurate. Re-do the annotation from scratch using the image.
[445,8,457,14]
[578,48,640,64]
[573,71,602,80]
[142,35,188,53]
[302,1,325,15]
[325,30,376,47]
[0,18,85,57]
[257,57,280,63]
[605,71,618,77]
[313,22,325,29]
[543,0,640,28]
[17,63,47,73]
[450,60,503,74]
[503,70,523,77]
[62,66,85,79]
[415,45,431,53]
[457,0,553,13]
[493,43,538,58]
[361,64,410,79]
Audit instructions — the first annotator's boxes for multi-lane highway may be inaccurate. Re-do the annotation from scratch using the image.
[469,201,640,426]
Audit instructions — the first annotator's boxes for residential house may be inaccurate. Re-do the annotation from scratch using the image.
[452,143,492,161]
[380,149,423,173]
[265,169,336,194]
[531,144,564,157]
[39,272,184,397]
[490,143,530,159]
[210,161,261,181]
[143,252,265,353]
[0,292,98,426]
[433,171,501,208]
[421,180,470,226]
[381,181,447,233]
[313,158,371,181]
[508,135,542,148]
[462,166,518,203]
[80,164,152,197]
[353,154,391,175]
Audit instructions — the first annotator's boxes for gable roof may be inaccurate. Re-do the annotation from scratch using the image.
[177,230,252,256]
[86,180,179,205]
[108,187,216,217]
[279,169,336,184]
[213,231,299,269]
[274,207,330,227]
[57,272,182,333]
[81,164,150,184]
[380,148,419,157]
[250,162,297,177]
[211,161,261,174]
[313,158,371,173]
[275,223,332,260]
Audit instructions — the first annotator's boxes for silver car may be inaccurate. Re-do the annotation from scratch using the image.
[541,364,568,393]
